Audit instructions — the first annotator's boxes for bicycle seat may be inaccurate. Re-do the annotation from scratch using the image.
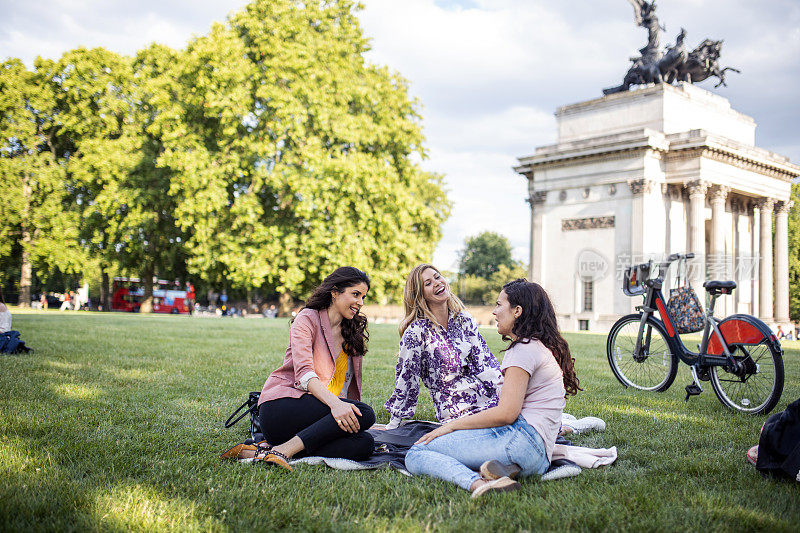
[703,280,737,295]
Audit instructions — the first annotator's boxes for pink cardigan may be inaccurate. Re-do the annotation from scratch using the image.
[258,307,363,405]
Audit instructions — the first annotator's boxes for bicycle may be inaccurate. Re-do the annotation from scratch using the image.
[607,252,784,415]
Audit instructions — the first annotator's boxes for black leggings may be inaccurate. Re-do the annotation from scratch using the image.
[258,395,375,461]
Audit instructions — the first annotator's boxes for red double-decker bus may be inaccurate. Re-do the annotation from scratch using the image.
[111,278,194,314]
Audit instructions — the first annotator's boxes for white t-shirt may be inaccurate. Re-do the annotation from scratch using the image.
[0,304,11,334]
[500,339,566,462]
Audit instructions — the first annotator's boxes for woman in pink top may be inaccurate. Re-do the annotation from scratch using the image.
[221,267,375,470]
[405,279,581,498]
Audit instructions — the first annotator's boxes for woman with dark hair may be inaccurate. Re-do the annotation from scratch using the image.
[404,279,581,497]
[221,267,375,469]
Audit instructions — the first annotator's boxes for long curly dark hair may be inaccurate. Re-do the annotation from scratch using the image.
[501,279,581,396]
[301,267,370,358]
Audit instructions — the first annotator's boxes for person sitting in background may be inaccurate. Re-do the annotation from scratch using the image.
[0,302,11,334]
[384,264,502,429]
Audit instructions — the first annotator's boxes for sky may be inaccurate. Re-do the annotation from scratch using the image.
[2,0,799,271]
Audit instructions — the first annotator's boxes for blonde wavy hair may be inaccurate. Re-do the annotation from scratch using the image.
[399,264,465,336]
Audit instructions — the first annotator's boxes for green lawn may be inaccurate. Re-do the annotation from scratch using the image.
[1,309,798,531]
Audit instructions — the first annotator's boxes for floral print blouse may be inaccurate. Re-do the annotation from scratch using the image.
[384,312,502,424]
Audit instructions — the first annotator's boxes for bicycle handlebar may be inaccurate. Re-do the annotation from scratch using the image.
[651,253,696,283]
[666,252,694,263]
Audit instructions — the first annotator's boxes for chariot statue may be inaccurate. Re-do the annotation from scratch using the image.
[603,0,739,95]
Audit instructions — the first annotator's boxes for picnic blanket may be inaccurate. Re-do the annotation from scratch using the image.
[285,418,616,480]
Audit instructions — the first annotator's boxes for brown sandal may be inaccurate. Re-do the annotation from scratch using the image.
[256,450,293,472]
[220,440,270,460]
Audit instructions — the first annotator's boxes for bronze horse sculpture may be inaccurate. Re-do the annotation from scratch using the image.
[604,29,689,94]
[603,1,740,95]
[665,39,740,87]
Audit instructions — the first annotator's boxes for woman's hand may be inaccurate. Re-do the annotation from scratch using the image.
[415,423,454,445]
[330,399,362,433]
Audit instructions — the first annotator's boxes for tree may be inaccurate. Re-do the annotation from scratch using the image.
[112,44,188,313]
[49,47,137,310]
[459,231,514,279]
[159,0,450,306]
[0,58,86,306]
[788,182,800,321]
[2,0,451,309]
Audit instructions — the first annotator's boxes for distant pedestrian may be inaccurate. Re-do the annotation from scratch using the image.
[40,293,48,310]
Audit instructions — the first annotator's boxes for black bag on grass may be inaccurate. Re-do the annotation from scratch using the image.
[224,391,264,443]
[0,331,31,354]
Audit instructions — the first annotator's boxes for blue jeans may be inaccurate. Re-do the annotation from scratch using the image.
[405,415,550,491]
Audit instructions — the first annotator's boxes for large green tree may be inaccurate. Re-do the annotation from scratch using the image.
[159,0,449,306]
[2,0,450,309]
[0,58,86,305]
[41,45,187,313]
[49,47,136,310]
[459,231,514,279]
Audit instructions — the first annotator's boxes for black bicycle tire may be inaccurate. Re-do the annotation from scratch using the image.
[709,340,784,415]
[607,314,678,392]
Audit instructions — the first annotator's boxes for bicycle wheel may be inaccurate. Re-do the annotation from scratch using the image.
[607,314,678,391]
[709,340,784,415]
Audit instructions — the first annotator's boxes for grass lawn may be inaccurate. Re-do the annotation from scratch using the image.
[1,309,798,532]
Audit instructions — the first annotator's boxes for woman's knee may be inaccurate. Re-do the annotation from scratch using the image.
[404,444,426,474]
[356,402,375,429]
[350,432,375,461]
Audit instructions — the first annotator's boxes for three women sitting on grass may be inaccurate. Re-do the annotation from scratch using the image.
[222,265,579,497]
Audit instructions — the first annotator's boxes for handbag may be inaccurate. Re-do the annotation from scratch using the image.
[224,391,264,442]
[666,260,705,334]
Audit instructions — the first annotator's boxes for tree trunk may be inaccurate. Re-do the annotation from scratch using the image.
[100,270,110,312]
[18,175,32,307]
[278,291,293,317]
[139,265,154,313]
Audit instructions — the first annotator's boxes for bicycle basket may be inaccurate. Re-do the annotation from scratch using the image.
[623,263,650,296]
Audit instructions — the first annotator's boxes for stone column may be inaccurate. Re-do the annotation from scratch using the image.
[686,180,709,297]
[709,185,730,276]
[528,190,547,284]
[628,179,651,259]
[758,198,775,323]
[774,201,792,324]
[708,186,730,316]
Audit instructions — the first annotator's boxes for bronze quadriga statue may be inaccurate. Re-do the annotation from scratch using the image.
[603,0,739,95]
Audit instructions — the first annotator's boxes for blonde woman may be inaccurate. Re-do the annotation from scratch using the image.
[384,264,502,429]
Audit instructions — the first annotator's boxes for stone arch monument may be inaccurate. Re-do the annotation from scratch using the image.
[514,83,798,332]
